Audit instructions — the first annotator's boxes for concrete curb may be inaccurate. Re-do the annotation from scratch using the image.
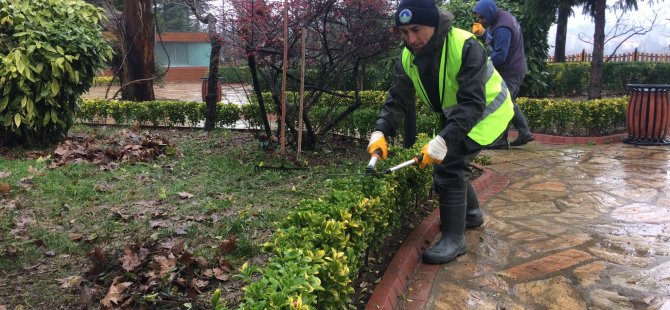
[365,168,509,309]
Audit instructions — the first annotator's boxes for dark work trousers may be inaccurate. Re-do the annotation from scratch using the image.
[433,140,481,189]
[502,73,532,137]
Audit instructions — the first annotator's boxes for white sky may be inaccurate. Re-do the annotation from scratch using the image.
[547,1,670,55]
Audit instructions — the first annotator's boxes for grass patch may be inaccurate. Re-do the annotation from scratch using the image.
[0,125,368,308]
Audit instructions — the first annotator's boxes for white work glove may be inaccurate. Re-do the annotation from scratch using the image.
[367,131,388,159]
[419,136,448,169]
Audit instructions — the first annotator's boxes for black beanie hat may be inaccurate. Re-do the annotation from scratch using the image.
[395,0,439,27]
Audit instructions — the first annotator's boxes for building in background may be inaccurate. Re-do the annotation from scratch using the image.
[154,32,212,82]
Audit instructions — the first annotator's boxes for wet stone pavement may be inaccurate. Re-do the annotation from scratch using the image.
[403,142,670,309]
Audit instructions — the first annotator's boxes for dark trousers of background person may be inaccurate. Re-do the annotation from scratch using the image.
[491,73,533,148]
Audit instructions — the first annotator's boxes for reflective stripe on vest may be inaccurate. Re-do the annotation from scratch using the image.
[401,28,514,146]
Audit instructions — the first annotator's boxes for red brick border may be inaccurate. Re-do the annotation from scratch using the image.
[508,130,627,145]
[365,169,509,310]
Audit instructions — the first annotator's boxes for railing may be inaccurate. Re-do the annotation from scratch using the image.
[548,48,670,63]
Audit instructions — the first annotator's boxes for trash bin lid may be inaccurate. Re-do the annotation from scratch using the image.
[626,84,670,91]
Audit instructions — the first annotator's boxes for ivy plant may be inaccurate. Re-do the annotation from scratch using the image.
[0,0,113,144]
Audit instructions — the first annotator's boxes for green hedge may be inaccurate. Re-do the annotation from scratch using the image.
[77,94,627,137]
[77,99,241,128]
[235,137,432,308]
[545,62,670,97]
[518,97,627,136]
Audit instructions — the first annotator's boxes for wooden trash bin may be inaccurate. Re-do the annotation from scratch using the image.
[624,84,670,145]
[201,78,222,103]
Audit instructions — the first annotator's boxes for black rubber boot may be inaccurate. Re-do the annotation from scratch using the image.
[509,104,534,147]
[422,183,467,265]
[466,181,484,228]
[485,131,509,150]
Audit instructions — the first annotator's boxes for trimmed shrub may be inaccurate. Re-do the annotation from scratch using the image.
[235,137,432,308]
[77,99,241,128]
[77,94,627,137]
[518,96,627,136]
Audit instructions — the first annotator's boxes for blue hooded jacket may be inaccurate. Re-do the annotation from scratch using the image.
[474,0,496,24]
[473,0,527,81]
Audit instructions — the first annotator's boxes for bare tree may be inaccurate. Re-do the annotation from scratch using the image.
[578,9,659,61]
[121,0,156,101]
[184,0,223,131]
[220,0,396,149]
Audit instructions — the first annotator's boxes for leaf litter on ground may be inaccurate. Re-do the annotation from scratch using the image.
[49,129,183,170]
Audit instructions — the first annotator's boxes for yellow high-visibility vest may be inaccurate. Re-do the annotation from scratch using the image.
[401,28,513,146]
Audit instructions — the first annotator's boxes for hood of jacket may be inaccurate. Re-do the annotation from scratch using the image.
[473,0,497,24]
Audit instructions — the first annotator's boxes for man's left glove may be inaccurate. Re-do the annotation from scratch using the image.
[419,136,448,169]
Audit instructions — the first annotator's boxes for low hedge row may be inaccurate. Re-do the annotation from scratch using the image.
[77,99,244,128]
[77,94,627,137]
[544,62,670,97]
[234,137,432,308]
[518,96,626,136]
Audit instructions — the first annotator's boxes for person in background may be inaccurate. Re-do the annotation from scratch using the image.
[473,0,534,148]
[366,0,514,264]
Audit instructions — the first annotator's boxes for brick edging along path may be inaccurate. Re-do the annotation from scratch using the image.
[365,167,509,309]
[364,132,628,309]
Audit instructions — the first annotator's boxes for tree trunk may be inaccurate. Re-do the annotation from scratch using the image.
[553,2,570,63]
[121,0,155,101]
[587,0,606,100]
[247,54,273,141]
[204,42,222,131]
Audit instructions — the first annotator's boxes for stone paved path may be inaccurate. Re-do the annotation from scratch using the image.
[403,142,670,309]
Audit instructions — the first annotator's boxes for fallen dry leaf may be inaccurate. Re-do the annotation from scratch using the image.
[0,171,11,178]
[57,275,83,289]
[94,183,113,192]
[87,247,108,267]
[191,278,208,293]
[177,192,193,199]
[194,256,208,268]
[219,259,233,272]
[114,211,131,222]
[120,244,149,272]
[79,286,98,308]
[100,277,132,308]
[150,220,167,229]
[213,267,230,281]
[0,183,10,194]
[17,177,33,190]
[177,251,194,266]
[219,235,237,255]
[154,256,177,277]
[203,268,214,277]
[27,165,39,175]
